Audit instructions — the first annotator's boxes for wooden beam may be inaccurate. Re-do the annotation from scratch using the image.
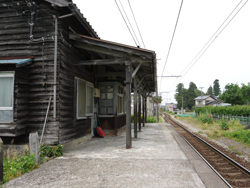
[73,41,151,63]
[75,58,128,66]
[132,62,142,78]
[70,33,153,59]
[95,72,124,77]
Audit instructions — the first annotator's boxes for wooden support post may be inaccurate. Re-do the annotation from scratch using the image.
[0,138,3,183]
[115,109,118,135]
[143,91,145,127]
[145,94,147,123]
[134,78,138,138]
[125,61,132,149]
[138,89,141,131]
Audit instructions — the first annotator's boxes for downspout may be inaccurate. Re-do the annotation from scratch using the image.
[53,15,58,119]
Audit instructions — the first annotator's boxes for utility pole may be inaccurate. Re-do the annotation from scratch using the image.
[199,87,204,106]
[182,94,183,114]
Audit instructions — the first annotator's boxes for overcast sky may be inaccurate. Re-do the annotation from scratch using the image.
[73,0,250,104]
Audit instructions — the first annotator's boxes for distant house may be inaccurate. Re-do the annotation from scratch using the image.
[165,103,177,112]
[194,95,217,107]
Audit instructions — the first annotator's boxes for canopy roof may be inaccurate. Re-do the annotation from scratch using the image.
[70,33,157,92]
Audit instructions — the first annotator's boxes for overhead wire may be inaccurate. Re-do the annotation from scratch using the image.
[127,0,146,48]
[178,0,244,78]
[168,0,248,93]
[159,0,184,92]
[114,0,138,46]
[118,0,141,47]
[157,62,174,76]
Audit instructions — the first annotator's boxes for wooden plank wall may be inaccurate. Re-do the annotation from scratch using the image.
[0,1,60,144]
[58,20,94,144]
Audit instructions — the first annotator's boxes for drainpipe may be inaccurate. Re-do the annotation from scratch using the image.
[53,15,58,119]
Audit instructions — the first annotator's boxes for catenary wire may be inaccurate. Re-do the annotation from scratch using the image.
[114,0,138,46]
[159,0,184,92]
[118,0,141,47]
[127,0,146,48]
[178,0,244,77]
[168,0,248,93]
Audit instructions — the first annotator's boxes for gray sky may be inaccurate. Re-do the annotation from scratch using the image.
[73,0,250,103]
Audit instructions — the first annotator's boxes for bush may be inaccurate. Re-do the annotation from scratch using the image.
[197,113,213,124]
[131,113,143,122]
[195,105,250,116]
[220,119,229,130]
[40,144,63,163]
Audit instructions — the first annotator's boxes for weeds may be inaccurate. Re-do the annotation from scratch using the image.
[3,152,38,184]
[40,144,63,163]
[220,119,229,130]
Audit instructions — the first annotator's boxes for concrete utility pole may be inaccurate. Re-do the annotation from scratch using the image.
[199,87,204,106]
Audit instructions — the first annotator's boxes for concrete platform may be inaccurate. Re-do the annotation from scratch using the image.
[3,122,228,188]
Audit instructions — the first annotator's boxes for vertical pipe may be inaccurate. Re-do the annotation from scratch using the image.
[125,61,132,149]
[134,78,137,138]
[53,16,58,119]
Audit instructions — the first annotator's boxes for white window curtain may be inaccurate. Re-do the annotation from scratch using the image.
[86,85,94,115]
[0,75,14,109]
[76,78,94,119]
[77,79,86,118]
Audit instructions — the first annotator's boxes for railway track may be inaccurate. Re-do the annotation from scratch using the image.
[165,114,250,188]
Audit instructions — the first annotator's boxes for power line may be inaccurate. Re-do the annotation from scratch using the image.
[157,62,173,76]
[159,0,184,91]
[118,0,141,47]
[168,0,248,93]
[114,0,138,46]
[178,0,248,83]
[179,0,244,78]
[127,0,146,48]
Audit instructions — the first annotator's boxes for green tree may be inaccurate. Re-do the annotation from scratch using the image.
[219,83,244,105]
[188,82,197,110]
[241,83,250,104]
[175,83,185,109]
[213,79,221,96]
[206,85,213,95]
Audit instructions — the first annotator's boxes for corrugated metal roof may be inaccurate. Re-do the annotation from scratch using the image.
[0,58,33,67]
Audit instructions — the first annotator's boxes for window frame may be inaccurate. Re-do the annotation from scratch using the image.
[76,78,94,119]
[0,72,15,111]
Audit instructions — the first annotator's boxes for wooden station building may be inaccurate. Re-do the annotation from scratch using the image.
[0,0,157,147]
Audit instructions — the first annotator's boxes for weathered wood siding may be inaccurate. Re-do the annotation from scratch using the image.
[0,1,59,143]
[58,20,94,144]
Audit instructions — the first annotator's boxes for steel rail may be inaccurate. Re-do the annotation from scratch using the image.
[165,114,250,187]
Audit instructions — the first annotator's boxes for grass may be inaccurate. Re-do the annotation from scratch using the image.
[2,144,64,185]
[147,116,163,123]
[3,152,39,184]
[177,115,250,146]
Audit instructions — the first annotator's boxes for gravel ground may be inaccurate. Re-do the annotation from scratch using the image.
[2,123,207,188]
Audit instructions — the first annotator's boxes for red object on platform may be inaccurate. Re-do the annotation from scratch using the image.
[96,126,106,138]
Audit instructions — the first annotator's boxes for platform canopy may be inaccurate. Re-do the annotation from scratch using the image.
[69,33,157,92]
